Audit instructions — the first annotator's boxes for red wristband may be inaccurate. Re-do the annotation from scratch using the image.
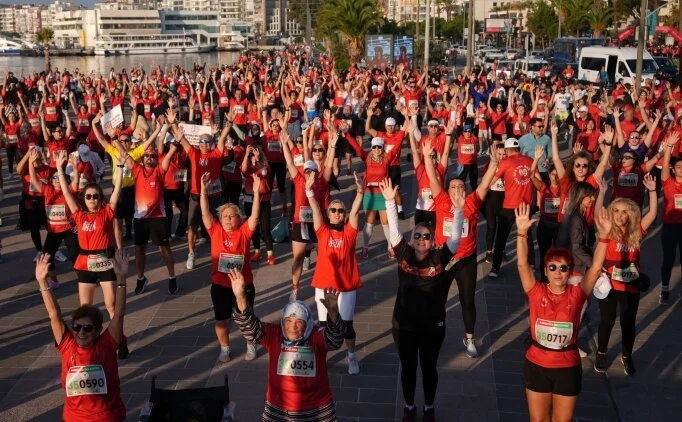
[599,238,610,244]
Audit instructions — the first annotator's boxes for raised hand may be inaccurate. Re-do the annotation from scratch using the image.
[534,145,545,161]
[378,177,397,201]
[35,253,51,282]
[319,288,340,317]
[304,170,315,190]
[643,173,656,191]
[550,120,559,136]
[514,202,537,234]
[200,172,211,191]
[449,184,465,210]
[251,173,261,193]
[353,171,363,193]
[594,207,612,238]
[112,248,129,276]
[603,124,615,143]
[572,142,584,154]
[227,268,246,298]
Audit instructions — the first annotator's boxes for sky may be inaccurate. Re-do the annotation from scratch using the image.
[9,1,97,6]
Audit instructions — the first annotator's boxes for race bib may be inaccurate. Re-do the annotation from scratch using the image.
[618,173,638,187]
[611,263,639,283]
[420,188,433,202]
[173,169,188,182]
[46,106,56,114]
[219,96,229,106]
[385,144,395,153]
[544,197,560,214]
[218,253,244,273]
[79,119,90,127]
[299,206,313,223]
[290,109,298,119]
[29,117,40,127]
[293,154,304,167]
[534,319,573,350]
[443,217,468,237]
[222,162,237,173]
[408,99,419,114]
[87,254,113,272]
[122,165,132,178]
[233,105,244,115]
[6,134,18,144]
[65,365,108,397]
[206,178,222,195]
[144,104,151,113]
[46,204,67,222]
[276,346,316,377]
[268,141,281,152]
[675,194,682,209]
[461,144,475,155]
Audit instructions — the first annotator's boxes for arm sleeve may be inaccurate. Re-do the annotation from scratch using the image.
[445,209,464,253]
[323,316,345,351]
[385,199,403,247]
[232,305,266,345]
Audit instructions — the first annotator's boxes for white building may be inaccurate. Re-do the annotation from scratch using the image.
[53,9,98,48]
[159,9,220,46]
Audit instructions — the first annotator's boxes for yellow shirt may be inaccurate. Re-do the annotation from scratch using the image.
[106,144,145,188]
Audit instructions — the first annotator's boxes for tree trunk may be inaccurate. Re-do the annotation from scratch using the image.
[44,45,51,74]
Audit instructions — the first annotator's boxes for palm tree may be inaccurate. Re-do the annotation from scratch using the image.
[35,28,54,73]
[316,0,383,63]
[589,3,614,38]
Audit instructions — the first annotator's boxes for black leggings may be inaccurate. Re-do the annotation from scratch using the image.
[460,163,479,191]
[5,145,17,175]
[482,190,504,251]
[536,218,559,280]
[223,181,242,206]
[20,194,46,251]
[244,200,273,251]
[392,328,445,407]
[597,290,640,357]
[163,187,188,237]
[492,208,535,269]
[660,222,682,288]
[450,253,477,335]
[268,162,287,194]
[218,107,229,127]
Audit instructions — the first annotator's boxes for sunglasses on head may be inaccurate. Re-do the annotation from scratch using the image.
[199,138,212,144]
[413,232,432,241]
[85,193,100,200]
[312,148,325,153]
[574,163,588,169]
[328,207,346,214]
[547,263,570,273]
[72,324,96,333]
[371,145,383,150]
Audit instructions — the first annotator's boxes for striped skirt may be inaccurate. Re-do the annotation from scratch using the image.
[262,401,336,422]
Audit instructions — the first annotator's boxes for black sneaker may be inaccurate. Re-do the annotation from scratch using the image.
[488,268,500,278]
[118,339,129,360]
[168,277,178,295]
[621,355,636,376]
[659,290,669,305]
[423,406,436,422]
[134,277,148,295]
[485,251,493,263]
[398,211,406,220]
[402,405,417,422]
[594,352,607,373]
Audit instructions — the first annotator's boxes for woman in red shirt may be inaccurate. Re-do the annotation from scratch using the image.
[0,105,23,178]
[200,171,261,362]
[516,203,610,422]
[241,145,275,265]
[232,268,344,421]
[659,132,682,304]
[307,170,364,375]
[16,145,50,259]
[595,177,657,376]
[35,249,128,422]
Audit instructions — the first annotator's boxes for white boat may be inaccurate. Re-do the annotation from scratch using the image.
[221,32,246,51]
[222,41,245,51]
[0,37,24,56]
[94,34,208,56]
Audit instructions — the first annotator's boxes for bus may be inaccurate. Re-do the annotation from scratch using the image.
[551,37,605,64]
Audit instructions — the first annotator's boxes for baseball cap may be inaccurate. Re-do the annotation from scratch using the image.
[385,117,397,126]
[593,273,612,300]
[303,160,318,172]
[578,105,588,112]
[371,137,385,148]
[504,137,519,149]
[538,99,547,105]
[663,114,674,121]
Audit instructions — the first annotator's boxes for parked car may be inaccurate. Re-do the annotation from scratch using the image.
[578,46,658,86]
[505,49,521,60]
[653,56,679,81]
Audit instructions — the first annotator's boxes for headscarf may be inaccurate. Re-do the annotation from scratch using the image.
[280,300,314,347]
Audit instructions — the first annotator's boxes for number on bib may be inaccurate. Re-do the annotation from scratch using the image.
[87,254,113,272]
[218,253,244,273]
[299,206,313,223]
[46,204,67,222]
[534,319,574,350]
[173,169,188,182]
[461,144,475,154]
[544,197,560,214]
[276,346,316,377]
[618,173,638,187]
[611,263,639,283]
[65,365,108,397]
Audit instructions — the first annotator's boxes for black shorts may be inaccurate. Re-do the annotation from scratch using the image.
[134,218,170,246]
[389,165,401,189]
[187,194,221,229]
[523,359,582,396]
[77,269,117,284]
[210,283,256,321]
[43,229,79,269]
[115,186,135,220]
[290,222,318,243]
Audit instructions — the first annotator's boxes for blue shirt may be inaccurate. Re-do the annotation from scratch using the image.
[518,132,552,173]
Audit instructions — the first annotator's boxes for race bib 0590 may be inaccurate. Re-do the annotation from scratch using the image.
[65,365,108,397]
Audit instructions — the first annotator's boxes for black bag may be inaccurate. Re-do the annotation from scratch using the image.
[142,375,233,422]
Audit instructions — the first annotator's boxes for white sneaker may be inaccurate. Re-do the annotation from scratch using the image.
[302,257,310,271]
[48,279,60,290]
[244,344,257,361]
[196,238,207,246]
[347,353,360,375]
[218,347,230,363]
[463,337,478,358]
[54,250,68,263]
[185,252,195,270]
[33,251,43,263]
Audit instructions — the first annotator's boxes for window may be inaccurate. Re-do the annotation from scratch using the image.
[618,62,630,77]
[580,56,605,71]
[625,59,658,74]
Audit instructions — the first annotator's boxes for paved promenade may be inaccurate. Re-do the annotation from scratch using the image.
[0,145,681,421]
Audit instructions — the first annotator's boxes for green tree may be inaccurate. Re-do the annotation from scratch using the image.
[35,27,54,73]
[316,0,383,63]
[526,1,558,47]
[589,2,614,38]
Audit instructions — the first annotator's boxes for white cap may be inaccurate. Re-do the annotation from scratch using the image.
[303,160,318,172]
[593,273,612,299]
[538,99,547,105]
[504,137,519,149]
[664,114,674,121]
[427,119,440,126]
[385,117,397,126]
[371,137,385,148]
[578,105,588,112]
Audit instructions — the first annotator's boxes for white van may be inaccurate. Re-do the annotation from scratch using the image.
[514,58,548,79]
[578,46,658,85]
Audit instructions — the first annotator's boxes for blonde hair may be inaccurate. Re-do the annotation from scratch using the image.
[219,203,243,222]
[607,198,642,248]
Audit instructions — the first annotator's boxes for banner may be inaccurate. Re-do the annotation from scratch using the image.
[179,122,213,146]
[486,18,513,34]
[101,105,123,137]
[365,35,393,70]
[393,36,414,71]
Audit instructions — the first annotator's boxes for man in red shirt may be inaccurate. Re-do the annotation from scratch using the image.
[489,137,535,277]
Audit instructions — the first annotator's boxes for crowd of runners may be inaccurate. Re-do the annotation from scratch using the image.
[1,43,682,421]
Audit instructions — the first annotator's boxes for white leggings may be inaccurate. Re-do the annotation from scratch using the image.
[315,288,357,322]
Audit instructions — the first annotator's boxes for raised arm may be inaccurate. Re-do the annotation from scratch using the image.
[379,178,404,247]
[34,254,67,345]
[107,249,129,344]
[422,140,442,197]
[515,203,538,293]
[640,174,658,230]
[592,125,614,181]
[199,172,215,230]
[246,174,261,232]
[348,172,364,230]
[581,208,611,296]
[108,153,125,209]
[661,132,680,182]
[280,132,300,178]
[305,171,324,231]
[549,121,566,178]
[529,145,545,191]
[27,149,45,192]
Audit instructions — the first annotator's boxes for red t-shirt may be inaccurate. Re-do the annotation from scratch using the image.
[42,183,75,233]
[21,164,51,197]
[47,139,70,168]
[575,131,600,160]
[132,164,166,219]
[187,147,223,196]
[604,230,643,294]
[378,130,405,167]
[490,111,509,135]
[263,130,285,163]
[611,162,647,206]
[526,282,586,369]
[161,150,187,190]
[222,146,245,183]
[457,134,478,165]
[291,172,329,223]
[312,224,361,291]
[73,205,115,271]
[539,183,561,221]
[494,154,534,209]
[243,165,272,203]
[207,222,254,286]
[662,177,682,224]
[229,98,250,125]
[57,329,126,422]
[403,88,422,115]
[433,191,482,259]
[415,162,445,212]
[44,101,60,121]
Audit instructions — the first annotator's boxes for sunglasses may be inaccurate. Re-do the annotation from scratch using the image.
[328,207,346,214]
[534,125,545,129]
[622,155,634,160]
[144,154,158,158]
[199,139,212,144]
[51,175,59,180]
[629,136,640,140]
[119,138,131,143]
[547,264,570,273]
[295,139,303,144]
[85,194,100,200]
[72,324,96,333]
[371,145,383,150]
[428,124,439,128]
[312,148,325,153]
[574,163,588,169]
[413,232,433,241]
